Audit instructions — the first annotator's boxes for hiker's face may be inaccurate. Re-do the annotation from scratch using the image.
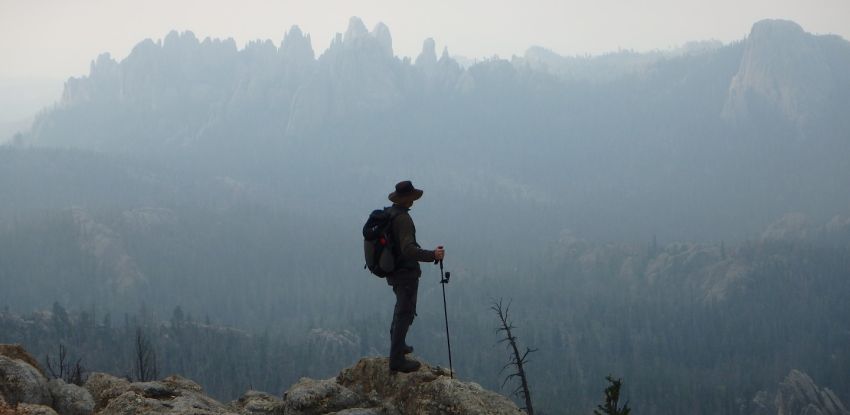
[404,200,414,208]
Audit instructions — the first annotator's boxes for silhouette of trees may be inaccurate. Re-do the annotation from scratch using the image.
[45,343,86,385]
[594,375,630,415]
[134,327,158,381]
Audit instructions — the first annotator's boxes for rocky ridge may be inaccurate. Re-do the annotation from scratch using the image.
[31,17,850,154]
[1,344,521,415]
[751,370,850,415]
[722,19,850,132]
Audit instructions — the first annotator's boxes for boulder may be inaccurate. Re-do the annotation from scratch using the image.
[47,379,94,415]
[282,356,523,415]
[0,356,51,406]
[161,375,203,393]
[97,391,173,415]
[82,373,130,411]
[96,378,236,415]
[283,378,364,414]
[0,345,46,377]
[230,390,284,415]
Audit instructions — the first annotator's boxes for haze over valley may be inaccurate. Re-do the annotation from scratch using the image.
[2,15,850,414]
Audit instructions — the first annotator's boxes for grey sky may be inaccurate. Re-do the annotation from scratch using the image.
[1,0,849,80]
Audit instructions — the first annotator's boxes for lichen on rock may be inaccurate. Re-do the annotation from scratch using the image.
[284,356,522,415]
[2,344,521,415]
[0,356,51,407]
[47,379,94,415]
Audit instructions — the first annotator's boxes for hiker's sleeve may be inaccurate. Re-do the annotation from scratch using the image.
[396,215,436,263]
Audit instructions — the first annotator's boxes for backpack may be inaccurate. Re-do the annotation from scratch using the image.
[362,207,400,277]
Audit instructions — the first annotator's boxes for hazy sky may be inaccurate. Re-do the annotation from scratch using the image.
[1,0,849,80]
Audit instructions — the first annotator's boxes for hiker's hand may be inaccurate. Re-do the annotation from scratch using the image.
[434,246,445,261]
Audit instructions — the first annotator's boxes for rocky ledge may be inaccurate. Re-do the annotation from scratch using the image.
[1,344,521,415]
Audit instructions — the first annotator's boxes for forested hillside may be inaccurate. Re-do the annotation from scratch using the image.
[2,16,850,414]
[3,215,849,413]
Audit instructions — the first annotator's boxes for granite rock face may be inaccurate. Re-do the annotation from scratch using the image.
[285,357,523,415]
[229,390,284,415]
[751,370,850,415]
[0,345,46,377]
[283,377,365,414]
[81,373,130,412]
[47,379,94,415]
[0,356,51,407]
[722,19,850,132]
[95,378,235,415]
[2,344,520,415]
[78,357,521,414]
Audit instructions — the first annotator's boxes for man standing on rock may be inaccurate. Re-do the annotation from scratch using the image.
[385,180,445,373]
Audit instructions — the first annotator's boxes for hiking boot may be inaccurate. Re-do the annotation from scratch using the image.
[389,358,421,373]
[403,344,414,355]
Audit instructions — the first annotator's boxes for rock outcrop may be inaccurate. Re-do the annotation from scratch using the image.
[229,391,284,415]
[82,373,130,412]
[722,19,850,132]
[0,355,51,407]
[332,357,522,415]
[47,380,94,415]
[0,346,46,378]
[1,344,520,415]
[80,372,236,415]
[751,370,850,415]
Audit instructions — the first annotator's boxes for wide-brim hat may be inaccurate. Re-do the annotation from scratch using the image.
[388,180,424,204]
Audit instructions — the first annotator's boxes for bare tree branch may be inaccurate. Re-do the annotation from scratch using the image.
[135,327,158,382]
[492,298,536,415]
[44,344,86,385]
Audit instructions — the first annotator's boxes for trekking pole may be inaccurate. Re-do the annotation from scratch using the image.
[439,258,454,379]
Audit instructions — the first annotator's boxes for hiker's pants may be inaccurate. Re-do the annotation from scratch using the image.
[389,278,418,363]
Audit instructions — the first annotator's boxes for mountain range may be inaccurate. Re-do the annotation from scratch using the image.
[10,17,850,243]
[2,17,850,414]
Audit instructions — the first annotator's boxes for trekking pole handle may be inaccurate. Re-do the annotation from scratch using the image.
[434,245,444,265]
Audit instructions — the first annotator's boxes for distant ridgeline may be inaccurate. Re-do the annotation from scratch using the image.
[2,16,850,415]
[12,17,850,241]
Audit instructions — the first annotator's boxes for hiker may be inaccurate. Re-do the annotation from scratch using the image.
[385,180,445,372]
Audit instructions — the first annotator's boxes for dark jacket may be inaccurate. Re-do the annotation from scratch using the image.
[387,205,435,284]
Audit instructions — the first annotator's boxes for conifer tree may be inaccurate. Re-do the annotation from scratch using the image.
[594,375,631,415]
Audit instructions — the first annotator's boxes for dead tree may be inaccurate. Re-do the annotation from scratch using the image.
[45,343,85,385]
[492,298,537,415]
[134,327,158,381]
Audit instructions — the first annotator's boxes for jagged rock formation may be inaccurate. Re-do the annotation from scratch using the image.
[13,17,850,245]
[1,345,520,414]
[751,370,850,415]
[29,16,471,151]
[723,19,850,132]
[27,16,849,148]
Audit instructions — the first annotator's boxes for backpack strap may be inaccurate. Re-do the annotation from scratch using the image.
[384,206,404,261]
